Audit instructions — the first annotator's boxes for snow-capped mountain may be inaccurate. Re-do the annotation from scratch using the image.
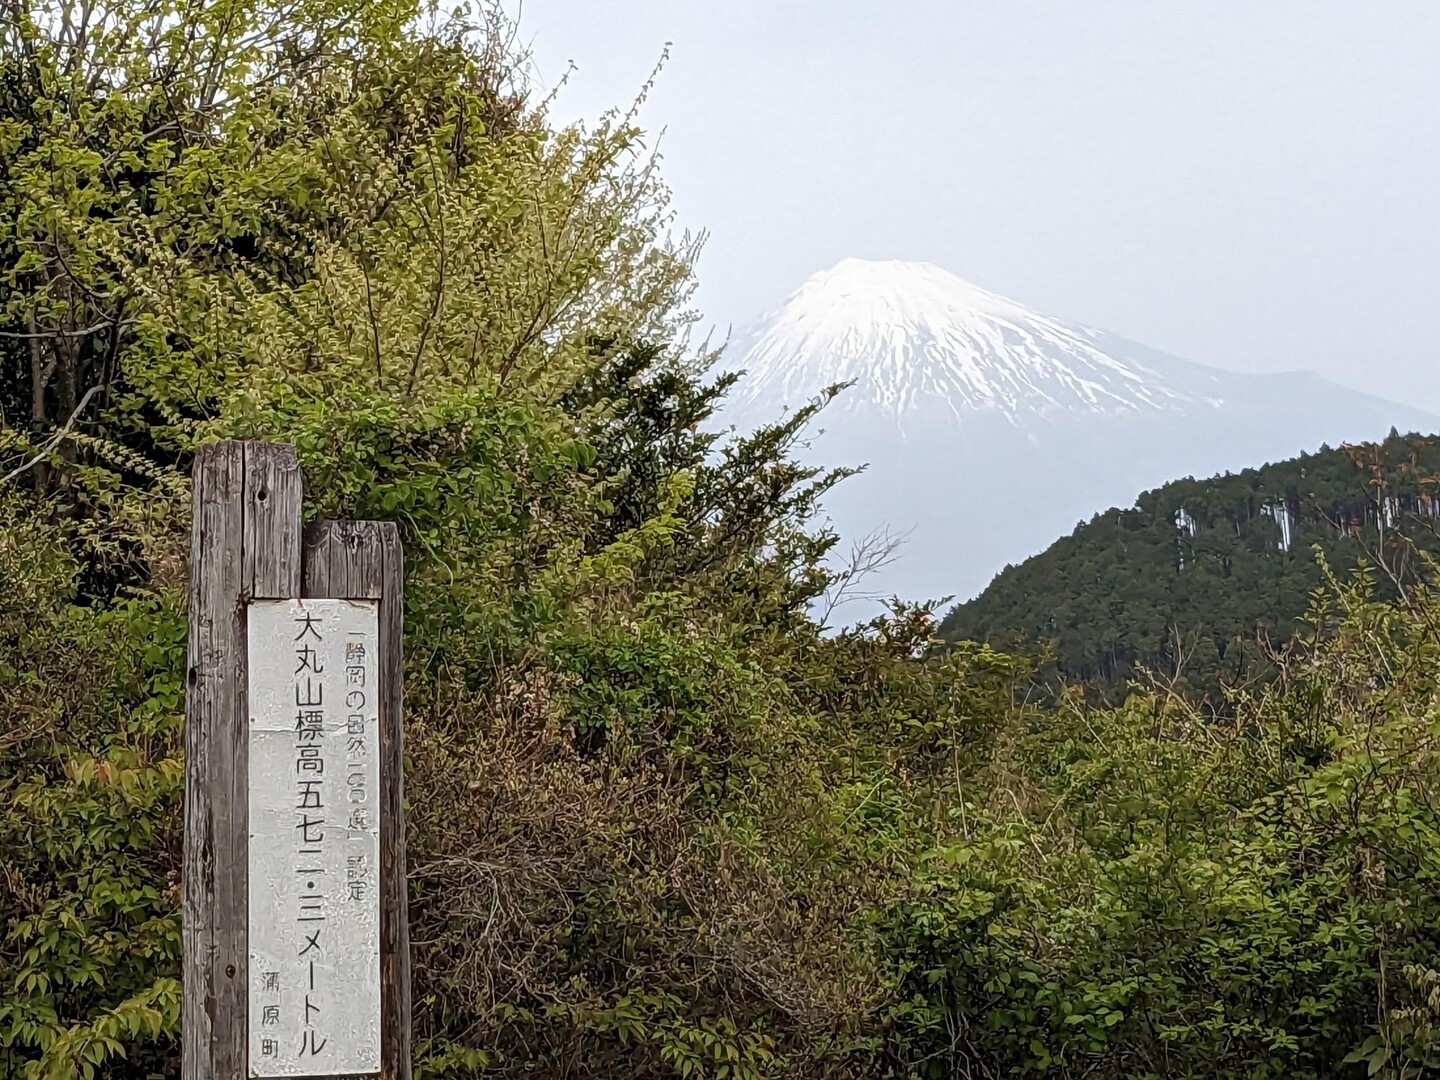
[719,258,1440,618]
[727,259,1208,423]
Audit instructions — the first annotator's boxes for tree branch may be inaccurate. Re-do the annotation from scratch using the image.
[1,384,103,488]
[0,318,130,339]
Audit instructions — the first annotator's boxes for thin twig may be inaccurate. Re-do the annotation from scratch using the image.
[0,318,126,339]
[1,384,103,487]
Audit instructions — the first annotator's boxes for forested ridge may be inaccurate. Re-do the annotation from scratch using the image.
[5,4,1440,1078]
[940,433,1440,705]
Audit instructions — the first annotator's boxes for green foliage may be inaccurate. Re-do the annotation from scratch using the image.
[3,2,1440,1078]
[0,506,185,1078]
[890,575,1440,1078]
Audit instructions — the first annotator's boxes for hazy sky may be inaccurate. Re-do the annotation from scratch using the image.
[509,2,1440,407]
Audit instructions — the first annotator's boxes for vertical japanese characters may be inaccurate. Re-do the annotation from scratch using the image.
[345,637,371,903]
[293,608,328,1059]
[248,599,382,1077]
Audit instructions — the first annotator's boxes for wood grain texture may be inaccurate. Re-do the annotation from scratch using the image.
[184,442,303,1080]
[377,523,411,1080]
[243,445,304,599]
[303,519,385,600]
[303,520,411,1080]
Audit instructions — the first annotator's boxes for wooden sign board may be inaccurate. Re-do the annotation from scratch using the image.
[247,598,382,1076]
[186,444,409,1080]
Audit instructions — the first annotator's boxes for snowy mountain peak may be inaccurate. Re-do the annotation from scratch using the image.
[787,258,1036,328]
[725,258,1202,425]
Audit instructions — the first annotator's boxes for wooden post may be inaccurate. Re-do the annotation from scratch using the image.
[185,444,409,1080]
[303,520,412,1080]
[184,442,304,1080]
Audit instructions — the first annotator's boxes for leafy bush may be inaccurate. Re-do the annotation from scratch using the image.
[886,572,1440,1078]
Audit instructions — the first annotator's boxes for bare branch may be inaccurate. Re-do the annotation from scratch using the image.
[1,383,103,488]
[0,318,129,340]
[818,525,909,629]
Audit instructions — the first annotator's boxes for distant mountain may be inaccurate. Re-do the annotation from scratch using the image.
[719,258,1440,617]
[938,434,1440,704]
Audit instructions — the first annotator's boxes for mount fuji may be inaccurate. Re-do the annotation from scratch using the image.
[719,258,1439,618]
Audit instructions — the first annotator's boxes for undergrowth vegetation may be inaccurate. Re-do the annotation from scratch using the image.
[2,3,1439,1077]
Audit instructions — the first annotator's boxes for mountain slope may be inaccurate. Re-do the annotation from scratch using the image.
[720,259,1440,614]
[727,259,1202,422]
[938,434,1440,703]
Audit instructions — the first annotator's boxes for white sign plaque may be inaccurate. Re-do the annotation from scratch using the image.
[247,599,381,1077]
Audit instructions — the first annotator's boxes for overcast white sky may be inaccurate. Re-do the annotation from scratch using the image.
[508,1,1440,407]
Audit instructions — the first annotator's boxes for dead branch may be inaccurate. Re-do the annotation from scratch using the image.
[0,383,103,488]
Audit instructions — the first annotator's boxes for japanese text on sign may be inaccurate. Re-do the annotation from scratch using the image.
[247,599,381,1077]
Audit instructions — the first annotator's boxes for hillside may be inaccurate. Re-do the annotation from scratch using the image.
[939,433,1440,702]
[720,259,1440,615]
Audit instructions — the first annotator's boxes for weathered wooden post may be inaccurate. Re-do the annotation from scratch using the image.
[301,519,411,1080]
[185,441,410,1080]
